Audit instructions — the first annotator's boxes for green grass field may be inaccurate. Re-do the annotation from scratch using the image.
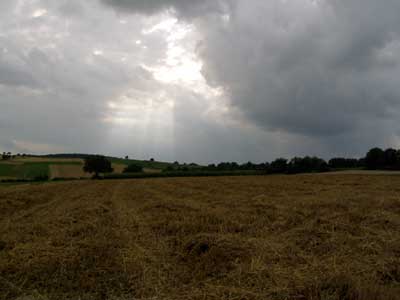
[108,157,175,170]
[14,163,49,179]
[0,164,16,177]
[0,161,83,180]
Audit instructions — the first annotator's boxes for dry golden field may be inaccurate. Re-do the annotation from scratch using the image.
[0,175,399,300]
[13,157,83,163]
[49,165,90,180]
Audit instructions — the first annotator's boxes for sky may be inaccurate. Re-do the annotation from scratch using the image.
[1,0,400,164]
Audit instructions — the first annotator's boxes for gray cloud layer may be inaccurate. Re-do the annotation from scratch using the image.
[198,0,400,137]
[100,0,225,18]
[97,0,400,158]
[1,0,400,162]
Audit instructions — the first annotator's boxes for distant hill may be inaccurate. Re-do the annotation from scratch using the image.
[42,154,175,170]
[0,154,179,181]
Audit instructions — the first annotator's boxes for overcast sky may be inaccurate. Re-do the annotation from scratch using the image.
[1,0,400,163]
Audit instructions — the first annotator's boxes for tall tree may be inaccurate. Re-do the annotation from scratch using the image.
[365,148,385,170]
[83,155,113,178]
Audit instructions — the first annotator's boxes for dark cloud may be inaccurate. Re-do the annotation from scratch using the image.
[197,0,400,141]
[0,61,38,88]
[0,42,39,88]
[100,0,225,18]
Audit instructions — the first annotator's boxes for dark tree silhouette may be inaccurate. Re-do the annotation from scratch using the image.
[329,158,361,169]
[365,148,385,170]
[83,155,113,178]
[383,148,397,168]
[216,162,239,171]
[123,164,143,173]
[269,158,288,173]
[287,156,329,174]
[2,152,11,160]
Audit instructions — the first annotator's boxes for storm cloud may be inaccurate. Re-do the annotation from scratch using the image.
[1,0,400,162]
[100,0,226,18]
[197,0,400,139]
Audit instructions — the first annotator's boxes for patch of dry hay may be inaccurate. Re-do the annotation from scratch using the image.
[14,157,83,163]
[177,233,252,281]
[49,165,90,179]
[112,164,126,174]
[0,175,399,299]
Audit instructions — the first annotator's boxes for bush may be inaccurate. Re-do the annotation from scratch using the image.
[287,156,329,174]
[123,164,143,173]
[34,174,49,181]
[329,158,362,169]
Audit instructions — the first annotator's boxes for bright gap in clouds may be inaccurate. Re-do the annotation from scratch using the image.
[32,8,47,18]
[105,15,203,126]
[141,18,204,85]
[104,13,224,159]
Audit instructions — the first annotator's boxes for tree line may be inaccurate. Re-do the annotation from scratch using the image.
[364,147,400,170]
[3,147,400,179]
[161,155,358,174]
[197,157,330,174]
[1,152,28,160]
[159,147,400,175]
[77,147,400,177]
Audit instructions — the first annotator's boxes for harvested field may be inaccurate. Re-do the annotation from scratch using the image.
[49,165,90,179]
[112,163,126,174]
[0,174,399,299]
[14,157,83,163]
[327,170,400,175]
